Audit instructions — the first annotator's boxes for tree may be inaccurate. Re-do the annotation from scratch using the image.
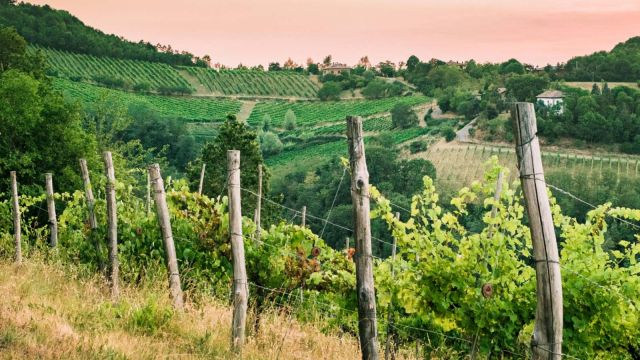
[499,58,525,74]
[194,115,268,213]
[323,55,332,66]
[361,79,388,99]
[268,62,281,71]
[259,131,283,156]
[391,103,418,129]
[318,81,342,101]
[261,114,272,132]
[0,26,45,78]
[406,55,420,73]
[283,110,297,130]
[506,74,549,102]
[307,63,319,75]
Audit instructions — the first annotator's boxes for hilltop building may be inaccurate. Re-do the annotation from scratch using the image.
[322,63,351,75]
[536,90,565,113]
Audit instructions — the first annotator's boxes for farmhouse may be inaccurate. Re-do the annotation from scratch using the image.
[322,63,351,75]
[536,90,564,113]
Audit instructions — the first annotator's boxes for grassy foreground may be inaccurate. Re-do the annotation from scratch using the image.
[0,258,366,359]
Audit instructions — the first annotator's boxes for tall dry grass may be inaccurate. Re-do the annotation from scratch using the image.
[0,257,373,359]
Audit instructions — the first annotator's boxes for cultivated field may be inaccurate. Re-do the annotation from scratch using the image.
[182,67,320,98]
[36,47,193,92]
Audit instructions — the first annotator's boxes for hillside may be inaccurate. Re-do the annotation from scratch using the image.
[0,1,207,66]
[0,260,364,359]
[564,36,640,82]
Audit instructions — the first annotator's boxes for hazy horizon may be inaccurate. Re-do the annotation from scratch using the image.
[28,0,640,67]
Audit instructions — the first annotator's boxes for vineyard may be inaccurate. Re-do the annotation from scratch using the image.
[2,151,639,359]
[53,79,242,122]
[181,67,320,98]
[34,46,194,93]
[247,95,430,128]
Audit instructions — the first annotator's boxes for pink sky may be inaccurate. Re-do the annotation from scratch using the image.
[28,0,640,67]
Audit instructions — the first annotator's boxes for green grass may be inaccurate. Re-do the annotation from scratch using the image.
[35,46,193,92]
[53,78,242,122]
[248,95,430,128]
[182,67,319,98]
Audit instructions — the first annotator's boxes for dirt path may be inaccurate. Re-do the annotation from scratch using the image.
[456,117,478,143]
[178,69,210,95]
[237,101,257,123]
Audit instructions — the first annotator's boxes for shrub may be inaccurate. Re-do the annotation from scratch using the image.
[283,109,297,130]
[409,140,428,153]
[260,131,284,156]
[443,127,456,141]
[391,103,418,129]
[318,81,342,101]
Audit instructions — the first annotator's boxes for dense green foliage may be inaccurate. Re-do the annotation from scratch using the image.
[37,47,193,94]
[54,78,241,122]
[390,103,418,129]
[0,1,209,66]
[182,67,319,98]
[564,37,640,82]
[0,26,96,195]
[537,85,640,150]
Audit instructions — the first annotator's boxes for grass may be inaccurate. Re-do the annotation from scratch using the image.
[0,258,371,359]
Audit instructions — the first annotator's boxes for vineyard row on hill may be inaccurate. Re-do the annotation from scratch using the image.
[182,67,320,98]
[53,78,242,122]
[34,46,193,93]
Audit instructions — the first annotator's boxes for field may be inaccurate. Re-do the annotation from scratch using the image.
[35,47,193,92]
[53,78,242,122]
[423,142,640,197]
[182,67,320,98]
[248,95,430,127]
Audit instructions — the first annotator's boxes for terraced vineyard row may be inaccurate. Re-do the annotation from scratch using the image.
[182,67,319,98]
[249,95,430,127]
[425,143,640,192]
[53,79,241,122]
[34,46,193,92]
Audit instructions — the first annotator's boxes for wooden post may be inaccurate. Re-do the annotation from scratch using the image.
[146,172,152,215]
[253,164,262,242]
[10,171,22,264]
[80,159,104,271]
[45,173,58,247]
[149,164,184,311]
[228,150,248,352]
[347,116,379,360]
[198,163,206,195]
[79,160,97,229]
[104,151,120,300]
[301,206,307,227]
[511,103,562,359]
[384,213,400,360]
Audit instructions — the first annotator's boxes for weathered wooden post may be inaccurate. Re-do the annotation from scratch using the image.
[45,173,58,247]
[254,164,262,242]
[10,171,22,264]
[104,151,120,300]
[146,172,152,215]
[347,115,379,360]
[228,150,248,352]
[149,164,184,311]
[198,163,206,195]
[301,206,307,227]
[80,159,104,271]
[511,103,562,359]
[384,213,400,360]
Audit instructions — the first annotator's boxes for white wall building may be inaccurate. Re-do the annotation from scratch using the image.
[536,90,564,113]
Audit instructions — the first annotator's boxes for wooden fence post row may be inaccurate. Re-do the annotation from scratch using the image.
[149,164,184,311]
[10,171,22,264]
[228,150,248,352]
[511,103,563,360]
[103,151,120,300]
[45,173,58,247]
[347,115,379,360]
